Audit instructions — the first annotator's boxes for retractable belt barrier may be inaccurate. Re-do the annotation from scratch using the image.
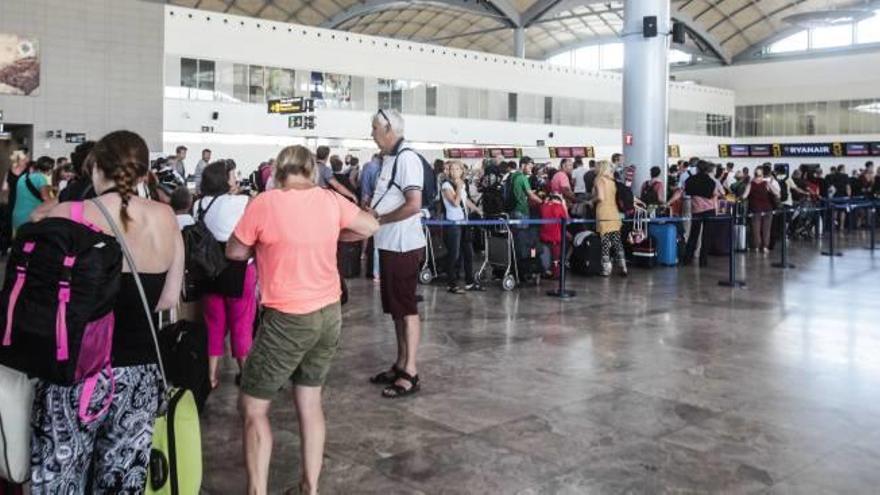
[418,197,879,296]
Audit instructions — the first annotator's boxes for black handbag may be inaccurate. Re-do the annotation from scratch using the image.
[181,196,228,301]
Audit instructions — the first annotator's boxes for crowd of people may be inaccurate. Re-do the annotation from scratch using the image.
[0,111,878,495]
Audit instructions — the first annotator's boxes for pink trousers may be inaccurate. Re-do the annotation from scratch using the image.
[203,263,257,358]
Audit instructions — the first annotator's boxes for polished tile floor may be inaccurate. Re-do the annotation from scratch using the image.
[202,234,880,494]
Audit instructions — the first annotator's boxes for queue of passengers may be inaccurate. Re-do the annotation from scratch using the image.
[1,122,879,495]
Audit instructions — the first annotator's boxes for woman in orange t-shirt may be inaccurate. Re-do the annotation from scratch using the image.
[226,145,379,495]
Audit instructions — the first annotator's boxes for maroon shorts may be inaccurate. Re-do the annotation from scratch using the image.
[379,248,422,319]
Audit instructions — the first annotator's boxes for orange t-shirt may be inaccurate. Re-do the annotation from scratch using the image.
[233,187,361,315]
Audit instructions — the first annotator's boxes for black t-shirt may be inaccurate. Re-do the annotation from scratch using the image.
[583,170,597,194]
[832,172,850,197]
[684,172,716,199]
[57,178,96,203]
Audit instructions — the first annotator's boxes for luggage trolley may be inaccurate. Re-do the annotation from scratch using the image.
[474,214,519,291]
[419,223,447,284]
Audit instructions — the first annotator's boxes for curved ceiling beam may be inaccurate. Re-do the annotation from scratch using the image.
[672,11,732,65]
[522,0,617,26]
[321,0,519,29]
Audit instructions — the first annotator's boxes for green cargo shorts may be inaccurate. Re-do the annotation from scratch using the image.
[240,302,342,400]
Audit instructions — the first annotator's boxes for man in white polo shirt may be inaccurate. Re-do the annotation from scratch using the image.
[366,109,426,398]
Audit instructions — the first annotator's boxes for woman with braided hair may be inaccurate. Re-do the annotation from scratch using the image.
[29,130,185,494]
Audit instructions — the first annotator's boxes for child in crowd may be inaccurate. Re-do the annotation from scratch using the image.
[539,192,569,279]
[171,185,194,229]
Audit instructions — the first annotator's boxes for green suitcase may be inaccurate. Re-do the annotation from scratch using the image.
[147,388,202,495]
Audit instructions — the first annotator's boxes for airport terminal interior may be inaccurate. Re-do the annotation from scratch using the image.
[1,0,880,493]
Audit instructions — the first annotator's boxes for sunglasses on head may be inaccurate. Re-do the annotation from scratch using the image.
[377,109,392,129]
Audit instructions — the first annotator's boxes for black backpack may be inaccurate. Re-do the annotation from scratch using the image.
[479,165,505,217]
[181,196,227,302]
[372,148,437,212]
[640,180,660,205]
[0,202,122,385]
[615,180,635,215]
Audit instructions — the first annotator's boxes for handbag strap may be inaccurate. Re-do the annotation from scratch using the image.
[89,198,168,390]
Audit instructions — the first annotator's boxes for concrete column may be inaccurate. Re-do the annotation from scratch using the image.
[514,27,526,58]
[622,0,670,200]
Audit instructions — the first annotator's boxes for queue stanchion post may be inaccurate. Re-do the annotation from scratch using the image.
[771,208,795,269]
[821,201,843,257]
[547,217,576,299]
[719,206,746,288]
[866,201,877,252]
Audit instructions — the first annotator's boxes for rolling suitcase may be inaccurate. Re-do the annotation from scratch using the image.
[706,217,730,256]
[570,231,602,276]
[648,223,678,266]
[147,388,202,495]
[631,237,657,268]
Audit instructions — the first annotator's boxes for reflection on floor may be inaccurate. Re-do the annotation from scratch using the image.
[202,236,880,494]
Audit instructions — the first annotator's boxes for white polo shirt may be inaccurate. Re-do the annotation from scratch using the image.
[371,140,427,253]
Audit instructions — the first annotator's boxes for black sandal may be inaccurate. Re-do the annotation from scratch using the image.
[369,364,401,384]
[382,371,420,398]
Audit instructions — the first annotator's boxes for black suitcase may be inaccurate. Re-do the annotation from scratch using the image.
[705,217,730,256]
[570,231,602,276]
[159,320,211,412]
[337,241,362,278]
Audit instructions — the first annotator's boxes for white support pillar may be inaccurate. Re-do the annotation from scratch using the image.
[514,27,526,58]
[622,0,670,200]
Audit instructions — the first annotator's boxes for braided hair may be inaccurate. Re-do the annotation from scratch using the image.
[87,131,149,231]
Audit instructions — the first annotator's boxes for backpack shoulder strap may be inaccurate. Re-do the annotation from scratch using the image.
[69,201,102,233]
[197,195,221,221]
[24,173,42,201]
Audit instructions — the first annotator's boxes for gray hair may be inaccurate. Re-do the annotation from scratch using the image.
[373,109,405,136]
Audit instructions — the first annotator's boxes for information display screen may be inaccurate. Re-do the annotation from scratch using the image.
[549,146,594,159]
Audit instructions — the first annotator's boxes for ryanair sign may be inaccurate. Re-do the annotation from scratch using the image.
[719,142,880,158]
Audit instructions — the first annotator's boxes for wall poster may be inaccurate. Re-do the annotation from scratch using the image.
[0,33,39,96]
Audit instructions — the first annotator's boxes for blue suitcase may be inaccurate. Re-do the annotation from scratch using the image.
[648,223,678,266]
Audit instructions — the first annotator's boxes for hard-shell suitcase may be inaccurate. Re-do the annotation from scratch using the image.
[648,223,678,266]
[147,388,202,495]
[570,231,602,275]
[706,217,731,256]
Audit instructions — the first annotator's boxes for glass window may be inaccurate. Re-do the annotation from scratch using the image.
[811,24,853,49]
[857,13,880,44]
[266,68,295,100]
[197,60,215,91]
[508,93,517,122]
[544,96,553,124]
[815,101,828,135]
[574,46,600,71]
[767,31,808,54]
[547,52,573,68]
[248,65,265,103]
[323,73,352,109]
[669,49,692,65]
[426,84,437,116]
[180,58,197,88]
[378,78,403,112]
[600,43,624,70]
